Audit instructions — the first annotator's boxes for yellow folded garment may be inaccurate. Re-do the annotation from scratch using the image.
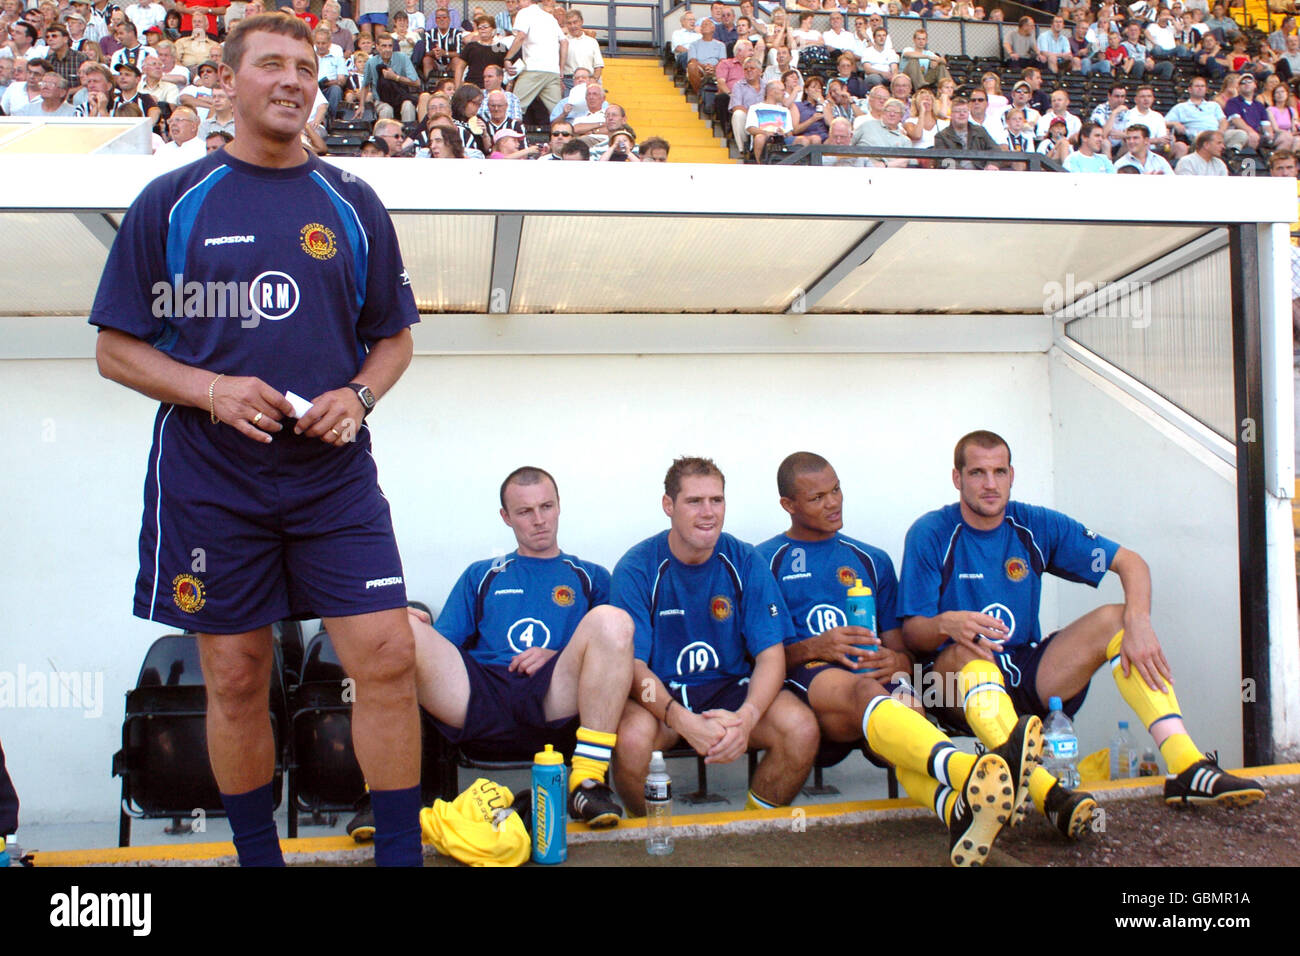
[419,778,530,868]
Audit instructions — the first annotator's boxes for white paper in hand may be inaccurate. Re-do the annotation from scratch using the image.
[285,390,314,419]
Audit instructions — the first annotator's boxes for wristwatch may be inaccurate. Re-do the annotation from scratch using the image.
[346,382,376,417]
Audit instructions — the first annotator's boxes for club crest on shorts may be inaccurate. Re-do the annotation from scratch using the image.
[552,585,575,607]
[172,573,206,614]
[710,595,732,621]
[1005,557,1029,583]
[299,223,337,261]
[837,566,857,586]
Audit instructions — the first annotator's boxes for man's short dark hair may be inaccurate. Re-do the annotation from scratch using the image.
[26,57,53,73]
[549,119,574,133]
[665,457,725,501]
[499,466,558,508]
[640,135,669,156]
[13,22,36,42]
[1079,120,1100,138]
[223,13,313,72]
[1127,123,1150,139]
[560,138,590,160]
[776,452,832,499]
[954,430,1011,471]
[206,129,235,144]
[1194,129,1219,151]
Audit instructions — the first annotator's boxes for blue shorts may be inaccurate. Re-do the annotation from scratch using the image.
[785,659,916,706]
[357,12,388,26]
[134,405,407,634]
[669,675,750,714]
[428,647,578,760]
[923,630,1090,735]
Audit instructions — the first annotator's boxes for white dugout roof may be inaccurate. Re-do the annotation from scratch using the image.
[0,158,1297,823]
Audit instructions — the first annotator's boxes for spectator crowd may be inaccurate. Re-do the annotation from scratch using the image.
[0,0,674,161]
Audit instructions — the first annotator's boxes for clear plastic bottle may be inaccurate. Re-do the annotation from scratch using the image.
[1109,720,1136,780]
[645,750,673,856]
[1042,696,1081,789]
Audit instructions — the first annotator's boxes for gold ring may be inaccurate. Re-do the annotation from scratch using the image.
[253,412,263,425]
[330,427,341,437]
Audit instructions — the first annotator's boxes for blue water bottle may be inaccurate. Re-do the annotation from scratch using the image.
[845,578,878,674]
[532,744,567,864]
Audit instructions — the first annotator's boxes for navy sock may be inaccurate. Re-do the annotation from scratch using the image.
[370,785,423,867]
[220,782,284,867]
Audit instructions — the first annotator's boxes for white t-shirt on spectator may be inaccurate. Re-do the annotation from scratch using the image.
[745,102,793,134]
[127,2,167,35]
[514,3,564,74]
[565,32,603,75]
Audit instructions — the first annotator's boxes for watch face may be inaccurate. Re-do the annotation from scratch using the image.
[358,386,376,409]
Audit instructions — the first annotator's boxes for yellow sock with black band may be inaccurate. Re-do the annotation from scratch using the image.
[1105,631,1200,775]
[863,694,976,785]
[570,726,617,791]
[897,766,959,824]
[959,659,1018,749]
[1029,766,1058,813]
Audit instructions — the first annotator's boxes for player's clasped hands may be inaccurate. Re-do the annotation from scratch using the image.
[211,375,295,444]
[945,610,1010,661]
[701,705,757,765]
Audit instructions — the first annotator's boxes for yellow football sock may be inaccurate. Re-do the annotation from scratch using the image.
[863,695,975,784]
[570,726,617,791]
[959,660,1018,748]
[745,789,779,811]
[1106,631,1200,774]
[1029,766,1058,813]
[897,767,959,824]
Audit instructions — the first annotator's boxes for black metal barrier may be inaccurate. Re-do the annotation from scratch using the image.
[776,143,1064,170]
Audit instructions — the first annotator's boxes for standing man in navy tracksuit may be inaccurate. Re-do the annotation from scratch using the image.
[90,13,424,866]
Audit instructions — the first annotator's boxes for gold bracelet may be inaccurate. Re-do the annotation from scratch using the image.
[208,373,225,424]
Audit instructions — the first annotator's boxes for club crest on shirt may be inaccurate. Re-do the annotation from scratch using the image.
[300,223,337,261]
[552,585,575,607]
[1005,557,1029,583]
[172,573,206,614]
[710,595,733,621]
[836,566,857,586]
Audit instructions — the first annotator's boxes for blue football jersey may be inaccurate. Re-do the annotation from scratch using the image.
[611,531,791,687]
[755,533,901,644]
[436,553,611,668]
[89,149,419,404]
[898,502,1121,650]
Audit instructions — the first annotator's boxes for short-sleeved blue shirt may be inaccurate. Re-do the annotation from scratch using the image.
[435,553,611,669]
[611,531,791,687]
[89,149,419,403]
[754,533,901,644]
[899,502,1121,651]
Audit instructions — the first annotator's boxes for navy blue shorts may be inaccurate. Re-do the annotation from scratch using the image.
[923,630,1090,735]
[134,405,407,634]
[669,675,750,714]
[785,659,916,706]
[428,647,578,760]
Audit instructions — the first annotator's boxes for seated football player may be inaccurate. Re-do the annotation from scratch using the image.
[899,430,1265,841]
[757,451,1037,866]
[610,456,820,817]
[349,466,634,836]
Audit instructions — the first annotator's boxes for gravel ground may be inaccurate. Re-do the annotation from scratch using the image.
[419,781,1298,867]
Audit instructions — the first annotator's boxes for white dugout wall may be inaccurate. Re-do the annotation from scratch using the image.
[0,158,1296,824]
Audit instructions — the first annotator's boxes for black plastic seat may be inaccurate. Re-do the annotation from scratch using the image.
[112,634,286,847]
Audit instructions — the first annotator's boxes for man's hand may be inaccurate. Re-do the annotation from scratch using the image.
[941,610,1009,660]
[854,643,910,679]
[212,375,295,444]
[701,704,757,764]
[673,706,727,757]
[407,606,431,626]
[1119,614,1173,693]
[796,626,876,669]
[509,646,557,675]
[295,387,366,446]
